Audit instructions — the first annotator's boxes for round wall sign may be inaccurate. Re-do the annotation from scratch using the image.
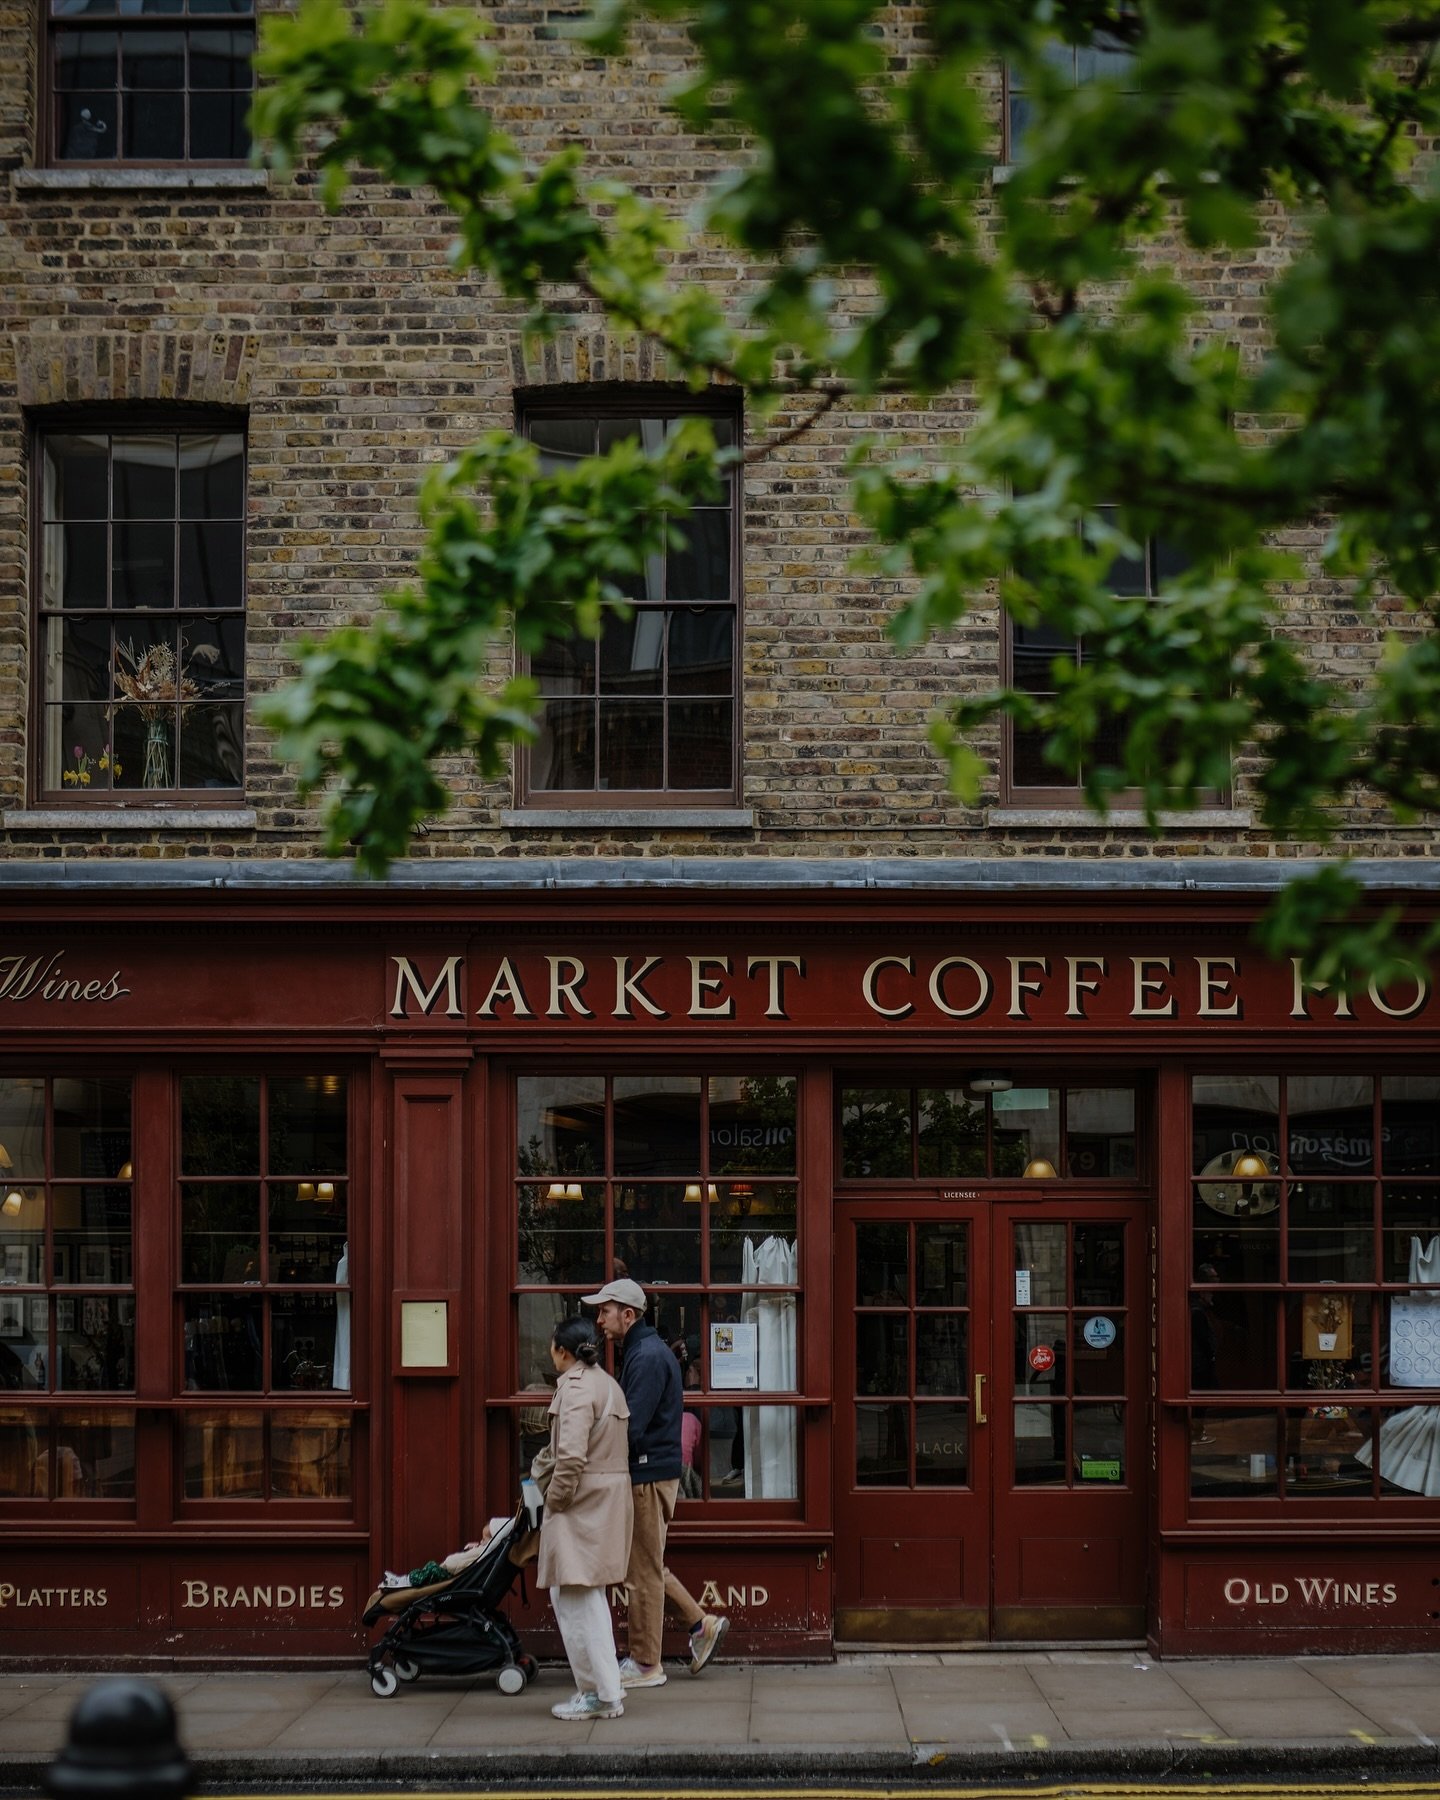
[1028,1343,1056,1373]
[1082,1315,1117,1349]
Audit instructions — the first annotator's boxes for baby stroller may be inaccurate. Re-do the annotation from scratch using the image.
[364,1489,541,1699]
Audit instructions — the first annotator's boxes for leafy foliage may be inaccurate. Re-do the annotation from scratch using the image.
[254,0,1440,977]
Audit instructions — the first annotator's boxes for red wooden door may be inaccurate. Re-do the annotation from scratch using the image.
[833,1199,1149,1643]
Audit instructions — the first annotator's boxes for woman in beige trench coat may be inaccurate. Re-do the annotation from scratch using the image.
[534,1316,633,1722]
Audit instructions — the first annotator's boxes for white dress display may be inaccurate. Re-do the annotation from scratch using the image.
[741,1235,798,1498]
[332,1241,351,1392]
[1355,1234,1440,1495]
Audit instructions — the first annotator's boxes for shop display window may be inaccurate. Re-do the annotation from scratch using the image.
[511,1071,800,1504]
[840,1079,1138,1180]
[1188,1071,1440,1506]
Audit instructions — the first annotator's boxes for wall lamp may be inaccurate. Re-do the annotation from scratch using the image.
[968,1070,1013,1095]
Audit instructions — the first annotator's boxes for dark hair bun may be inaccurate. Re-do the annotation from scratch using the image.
[553,1315,601,1364]
[575,1341,600,1365]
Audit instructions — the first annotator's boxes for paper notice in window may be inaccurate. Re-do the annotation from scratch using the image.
[400,1300,448,1368]
[710,1321,760,1390]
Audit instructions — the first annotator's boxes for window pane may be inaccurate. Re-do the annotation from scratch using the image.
[1194,1186,1280,1281]
[1014,1220,1065,1306]
[599,612,664,696]
[856,1222,907,1305]
[55,1186,131,1289]
[857,1315,907,1395]
[1015,1311,1066,1395]
[1066,1087,1136,1178]
[614,1184,700,1286]
[993,1087,1059,1176]
[271,1410,350,1498]
[668,608,731,694]
[1288,1076,1374,1175]
[1384,1292,1440,1389]
[1073,1314,1124,1393]
[710,1185,795,1283]
[667,511,730,600]
[179,521,243,607]
[841,1087,912,1179]
[189,27,251,86]
[1074,1223,1124,1306]
[598,699,663,788]
[183,1294,262,1389]
[179,433,245,516]
[45,522,109,607]
[183,1410,263,1497]
[915,1403,967,1486]
[1285,1406,1372,1497]
[272,1293,339,1390]
[120,28,184,85]
[61,1410,136,1497]
[1368,1406,1440,1497]
[708,1405,796,1499]
[113,522,174,607]
[181,1182,260,1283]
[0,1412,43,1492]
[1193,1075,1280,1172]
[916,1224,966,1305]
[182,1075,260,1174]
[518,1293,583,1395]
[518,1184,605,1285]
[613,1075,700,1176]
[1012,620,1073,694]
[268,1183,347,1284]
[52,1077,131,1178]
[669,701,731,788]
[0,1191,45,1287]
[917,1088,986,1178]
[533,699,595,788]
[517,1077,605,1178]
[708,1075,796,1175]
[856,1402,907,1485]
[1190,1408,1278,1498]
[532,634,595,696]
[1073,1404,1125,1483]
[916,1313,965,1395]
[56,31,118,88]
[44,434,109,517]
[528,417,594,469]
[58,94,117,158]
[0,1080,46,1180]
[268,1076,347,1175]
[178,703,243,789]
[113,435,175,517]
[1383,1185,1440,1281]
[1011,722,1073,787]
[1288,1183,1374,1282]
[123,93,185,159]
[1382,1077,1440,1175]
[1014,1401,1065,1484]
[51,617,111,705]
[56,1295,134,1390]
[49,705,117,791]
[0,1298,45,1389]
[1285,1291,1369,1390]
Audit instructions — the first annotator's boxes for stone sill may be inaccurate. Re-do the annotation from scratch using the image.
[501,807,755,830]
[12,168,270,193]
[989,807,1252,831]
[3,808,258,831]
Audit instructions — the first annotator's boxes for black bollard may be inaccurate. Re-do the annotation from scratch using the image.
[44,1677,193,1800]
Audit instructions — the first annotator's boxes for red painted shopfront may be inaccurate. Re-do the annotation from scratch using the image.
[1,869,1438,1663]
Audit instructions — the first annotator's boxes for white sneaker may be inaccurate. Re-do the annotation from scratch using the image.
[688,1613,729,1674]
[551,1691,624,1721]
[617,1656,667,1688]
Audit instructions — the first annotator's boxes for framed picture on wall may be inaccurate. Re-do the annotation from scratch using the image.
[56,1298,76,1333]
[27,1296,49,1334]
[1,1245,27,1283]
[80,1246,110,1284]
[52,1246,70,1284]
[0,1296,23,1339]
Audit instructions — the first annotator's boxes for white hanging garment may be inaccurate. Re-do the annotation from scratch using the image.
[741,1235,798,1499]
[332,1241,351,1392]
[1411,1235,1440,1287]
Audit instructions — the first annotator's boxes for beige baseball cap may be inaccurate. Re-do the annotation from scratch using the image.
[581,1277,648,1311]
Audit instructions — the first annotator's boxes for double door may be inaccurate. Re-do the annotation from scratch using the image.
[833,1198,1149,1642]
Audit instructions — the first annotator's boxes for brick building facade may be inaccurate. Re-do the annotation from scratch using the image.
[1,2,1439,1666]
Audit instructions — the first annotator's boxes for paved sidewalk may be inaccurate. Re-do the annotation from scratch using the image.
[6,1652,1440,1787]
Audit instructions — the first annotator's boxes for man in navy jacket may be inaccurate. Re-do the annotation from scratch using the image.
[585,1277,728,1685]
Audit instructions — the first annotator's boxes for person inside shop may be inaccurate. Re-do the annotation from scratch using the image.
[532,1315,632,1723]
[584,1277,730,1685]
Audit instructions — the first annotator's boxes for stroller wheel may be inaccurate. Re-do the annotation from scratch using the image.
[394,1654,420,1683]
[371,1666,399,1698]
[496,1664,526,1697]
[518,1654,538,1683]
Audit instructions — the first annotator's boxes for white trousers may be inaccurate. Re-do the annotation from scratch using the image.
[550,1583,623,1705]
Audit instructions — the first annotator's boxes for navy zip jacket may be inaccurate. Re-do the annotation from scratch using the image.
[617,1318,683,1484]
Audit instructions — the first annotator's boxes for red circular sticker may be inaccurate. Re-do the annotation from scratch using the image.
[1028,1344,1056,1373]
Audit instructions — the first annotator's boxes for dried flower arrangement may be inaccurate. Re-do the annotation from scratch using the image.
[114,639,201,718]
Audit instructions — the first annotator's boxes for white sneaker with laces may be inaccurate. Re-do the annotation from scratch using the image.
[688,1612,729,1674]
[551,1691,624,1721]
[617,1655,667,1688]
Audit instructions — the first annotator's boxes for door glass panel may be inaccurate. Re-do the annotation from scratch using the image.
[1073,1403,1125,1483]
[857,1315,908,1395]
[1073,1315,1125,1392]
[1014,1311,1066,1396]
[1073,1224,1124,1305]
[856,1223,907,1305]
[856,1401,908,1485]
[915,1403,968,1485]
[916,1223,966,1304]
[1013,1401,1065,1484]
[1013,1221,1065,1305]
[915,1313,966,1395]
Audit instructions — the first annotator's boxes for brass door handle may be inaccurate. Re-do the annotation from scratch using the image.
[974,1371,988,1425]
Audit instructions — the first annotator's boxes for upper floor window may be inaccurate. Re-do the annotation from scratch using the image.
[49,0,255,165]
[518,397,740,806]
[1003,512,1212,805]
[1004,25,1139,164]
[37,424,246,802]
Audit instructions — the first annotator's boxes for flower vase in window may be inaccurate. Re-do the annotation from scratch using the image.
[114,640,199,791]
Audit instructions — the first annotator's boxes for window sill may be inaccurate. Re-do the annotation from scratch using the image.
[4,807,257,831]
[501,807,755,829]
[12,167,270,193]
[989,807,1251,830]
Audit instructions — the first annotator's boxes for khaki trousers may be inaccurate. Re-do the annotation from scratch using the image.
[625,1478,678,1667]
